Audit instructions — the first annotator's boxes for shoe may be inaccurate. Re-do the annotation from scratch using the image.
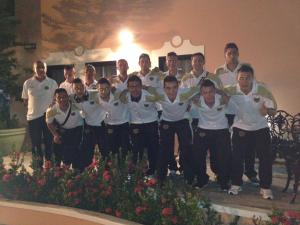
[228,185,242,195]
[260,188,274,200]
[248,176,259,186]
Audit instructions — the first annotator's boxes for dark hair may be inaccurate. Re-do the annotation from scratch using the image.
[33,60,47,72]
[64,64,75,71]
[97,77,110,86]
[127,75,142,86]
[224,42,239,53]
[85,64,95,71]
[237,64,254,75]
[163,75,178,87]
[191,52,205,61]
[118,59,128,64]
[73,78,83,84]
[201,79,215,89]
[54,88,68,95]
[167,52,177,58]
[139,53,150,62]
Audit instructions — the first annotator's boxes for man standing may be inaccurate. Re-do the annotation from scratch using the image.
[226,64,276,199]
[22,60,57,168]
[59,64,76,95]
[110,59,129,91]
[164,52,184,82]
[84,64,98,90]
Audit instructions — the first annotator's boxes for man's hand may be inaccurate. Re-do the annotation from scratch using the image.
[53,134,61,144]
[259,102,268,116]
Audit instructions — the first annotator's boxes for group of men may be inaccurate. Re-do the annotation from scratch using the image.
[22,42,277,199]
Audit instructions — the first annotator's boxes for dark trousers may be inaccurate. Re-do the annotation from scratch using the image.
[53,126,82,170]
[158,119,193,182]
[226,114,257,179]
[106,122,130,158]
[192,128,231,188]
[86,124,106,160]
[28,114,52,167]
[231,127,272,188]
[130,121,159,174]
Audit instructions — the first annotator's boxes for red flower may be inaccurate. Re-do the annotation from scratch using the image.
[2,174,11,182]
[105,207,112,214]
[135,206,146,215]
[66,179,73,188]
[171,216,178,224]
[99,183,105,189]
[134,185,143,193]
[37,178,46,187]
[107,160,112,167]
[74,198,80,205]
[115,210,122,218]
[285,210,300,220]
[54,171,62,178]
[271,216,279,224]
[103,170,111,182]
[162,207,173,217]
[146,178,157,186]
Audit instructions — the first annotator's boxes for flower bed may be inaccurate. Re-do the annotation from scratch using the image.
[0,152,299,225]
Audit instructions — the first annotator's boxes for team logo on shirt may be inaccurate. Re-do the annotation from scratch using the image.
[253,96,260,103]
[71,112,76,116]
[217,106,223,111]
[149,77,154,81]
[178,102,184,106]
[90,101,94,105]
[44,86,49,90]
[114,101,119,106]
[144,103,149,107]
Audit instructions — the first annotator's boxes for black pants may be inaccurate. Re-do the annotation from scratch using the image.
[28,114,52,168]
[53,126,82,170]
[231,127,272,188]
[130,121,159,175]
[192,128,231,188]
[106,122,130,158]
[158,119,193,182]
[86,123,107,160]
[226,114,257,179]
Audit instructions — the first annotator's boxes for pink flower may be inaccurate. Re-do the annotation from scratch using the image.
[103,170,111,182]
[2,174,11,182]
[66,179,73,189]
[162,207,173,217]
[146,178,157,186]
[285,210,300,220]
[105,207,112,214]
[37,178,46,187]
[271,216,279,224]
[171,216,178,224]
[135,206,146,215]
[107,160,112,167]
[115,210,122,218]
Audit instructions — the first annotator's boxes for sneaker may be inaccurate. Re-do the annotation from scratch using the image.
[260,188,274,200]
[248,176,259,186]
[228,185,242,195]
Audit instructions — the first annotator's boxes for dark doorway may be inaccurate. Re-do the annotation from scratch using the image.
[85,61,117,80]
[47,65,66,85]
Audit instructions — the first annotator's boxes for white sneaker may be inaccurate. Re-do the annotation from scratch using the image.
[228,185,242,195]
[260,188,274,200]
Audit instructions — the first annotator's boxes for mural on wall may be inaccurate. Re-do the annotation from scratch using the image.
[41,0,175,53]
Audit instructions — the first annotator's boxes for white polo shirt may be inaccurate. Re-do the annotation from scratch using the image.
[84,80,98,90]
[59,80,73,95]
[215,63,242,87]
[46,103,83,129]
[80,90,107,126]
[127,90,158,124]
[157,87,198,122]
[98,91,130,125]
[110,75,129,91]
[226,81,277,131]
[137,69,164,88]
[22,76,58,121]
[196,94,231,130]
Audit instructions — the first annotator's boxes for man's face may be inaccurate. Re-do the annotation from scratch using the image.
[128,81,142,98]
[201,86,216,105]
[237,71,253,94]
[97,83,110,98]
[225,48,239,65]
[56,92,69,109]
[166,56,178,72]
[164,81,178,100]
[85,67,95,80]
[139,57,151,71]
[191,55,205,72]
[35,62,46,79]
[73,83,85,97]
[117,60,129,75]
[64,68,75,83]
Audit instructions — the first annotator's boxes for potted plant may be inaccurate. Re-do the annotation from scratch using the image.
[0,7,26,157]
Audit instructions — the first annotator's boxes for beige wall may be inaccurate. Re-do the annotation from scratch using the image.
[15,0,300,114]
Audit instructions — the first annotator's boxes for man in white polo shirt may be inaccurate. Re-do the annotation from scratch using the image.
[215,43,258,185]
[97,78,130,159]
[226,64,277,199]
[192,79,231,190]
[109,59,129,91]
[84,64,98,90]
[126,75,159,176]
[46,88,83,170]
[59,64,76,95]
[22,60,58,168]
[156,76,199,184]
